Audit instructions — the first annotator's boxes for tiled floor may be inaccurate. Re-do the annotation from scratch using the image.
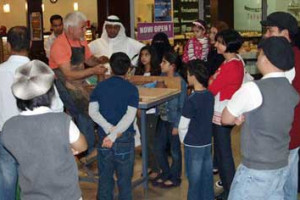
[78,126,299,199]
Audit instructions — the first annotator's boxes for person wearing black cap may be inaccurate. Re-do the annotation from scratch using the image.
[261,11,300,199]
[221,37,299,199]
[260,11,298,84]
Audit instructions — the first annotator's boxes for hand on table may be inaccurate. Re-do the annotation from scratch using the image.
[98,56,109,64]
[71,148,79,155]
[156,81,167,88]
[93,65,107,75]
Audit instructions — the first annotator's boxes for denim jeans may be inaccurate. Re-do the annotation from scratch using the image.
[185,145,214,200]
[0,137,17,200]
[97,142,135,200]
[154,119,182,184]
[213,124,235,195]
[284,147,299,200]
[229,164,288,200]
[55,79,95,153]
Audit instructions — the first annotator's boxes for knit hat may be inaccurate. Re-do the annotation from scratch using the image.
[260,12,298,35]
[12,60,55,100]
[258,37,294,71]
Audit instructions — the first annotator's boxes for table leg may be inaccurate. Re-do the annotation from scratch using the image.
[140,109,148,190]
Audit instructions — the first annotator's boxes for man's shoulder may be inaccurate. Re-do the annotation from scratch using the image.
[128,37,144,46]
[89,38,103,45]
[0,58,27,73]
[52,33,68,48]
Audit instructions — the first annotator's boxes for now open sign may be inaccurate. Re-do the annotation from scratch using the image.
[137,22,174,41]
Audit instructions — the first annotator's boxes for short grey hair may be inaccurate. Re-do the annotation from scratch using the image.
[64,11,87,31]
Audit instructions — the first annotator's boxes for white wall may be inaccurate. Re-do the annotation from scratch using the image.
[0,0,97,32]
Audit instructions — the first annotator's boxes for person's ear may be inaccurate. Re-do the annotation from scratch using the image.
[7,42,11,53]
[281,29,290,41]
[170,63,176,71]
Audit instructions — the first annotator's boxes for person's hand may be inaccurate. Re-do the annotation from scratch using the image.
[98,56,109,64]
[156,81,167,88]
[172,128,179,135]
[93,65,107,75]
[137,109,141,118]
[102,137,113,148]
[71,148,79,155]
[234,115,245,126]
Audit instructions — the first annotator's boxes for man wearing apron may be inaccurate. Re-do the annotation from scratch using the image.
[49,11,106,155]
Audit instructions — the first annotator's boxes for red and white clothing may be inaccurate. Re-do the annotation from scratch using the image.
[182,36,210,63]
[208,57,244,125]
[290,46,300,149]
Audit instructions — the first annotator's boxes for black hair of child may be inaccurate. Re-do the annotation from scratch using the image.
[187,59,209,88]
[110,52,131,75]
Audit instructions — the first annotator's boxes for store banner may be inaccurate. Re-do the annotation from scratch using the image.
[234,0,261,31]
[154,0,172,22]
[137,22,174,41]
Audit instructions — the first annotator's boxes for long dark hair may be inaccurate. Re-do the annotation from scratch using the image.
[136,45,161,76]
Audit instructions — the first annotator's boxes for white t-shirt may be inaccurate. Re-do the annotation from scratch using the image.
[227,72,286,117]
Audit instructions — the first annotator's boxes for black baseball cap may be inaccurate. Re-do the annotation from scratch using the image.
[258,37,294,71]
[260,12,298,35]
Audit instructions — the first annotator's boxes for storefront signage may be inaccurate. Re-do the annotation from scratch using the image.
[137,22,174,41]
[154,0,172,22]
[234,0,261,31]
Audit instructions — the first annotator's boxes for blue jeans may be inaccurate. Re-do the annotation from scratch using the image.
[154,119,182,184]
[229,164,288,200]
[284,147,299,200]
[0,137,17,200]
[185,145,214,200]
[55,79,95,153]
[213,124,235,195]
[97,142,135,200]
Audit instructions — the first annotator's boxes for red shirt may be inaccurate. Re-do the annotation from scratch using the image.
[289,47,300,149]
[208,58,244,101]
[49,33,92,69]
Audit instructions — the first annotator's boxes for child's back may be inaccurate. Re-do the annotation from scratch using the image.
[182,90,214,146]
[90,76,138,142]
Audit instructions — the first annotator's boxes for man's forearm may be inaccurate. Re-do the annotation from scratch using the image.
[59,63,95,81]
[85,56,100,67]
